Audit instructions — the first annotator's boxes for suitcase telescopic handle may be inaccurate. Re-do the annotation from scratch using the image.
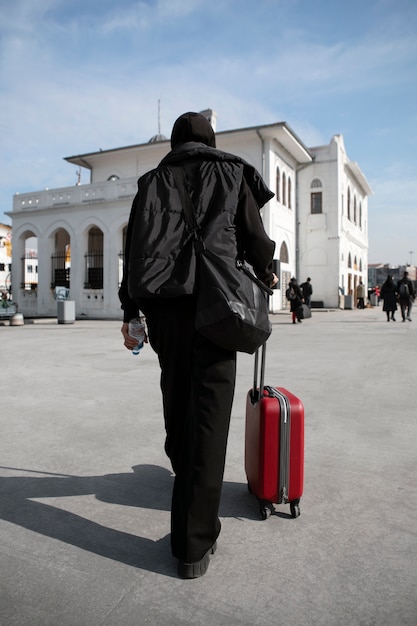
[252,343,266,402]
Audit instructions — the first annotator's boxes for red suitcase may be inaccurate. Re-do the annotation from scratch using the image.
[245,345,304,519]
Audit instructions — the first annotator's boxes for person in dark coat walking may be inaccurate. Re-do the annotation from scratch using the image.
[380,276,398,321]
[300,277,313,307]
[119,112,277,578]
[397,271,415,322]
[286,277,304,324]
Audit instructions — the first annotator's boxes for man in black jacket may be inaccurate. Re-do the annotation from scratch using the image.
[300,277,313,308]
[119,112,277,578]
[397,270,415,321]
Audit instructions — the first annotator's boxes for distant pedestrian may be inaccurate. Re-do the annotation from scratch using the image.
[356,281,366,309]
[300,277,313,307]
[286,277,304,324]
[397,271,415,322]
[380,276,398,321]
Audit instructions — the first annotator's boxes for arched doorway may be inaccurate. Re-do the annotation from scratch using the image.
[51,228,71,289]
[84,226,103,289]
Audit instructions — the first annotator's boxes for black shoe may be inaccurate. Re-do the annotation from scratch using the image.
[177,542,217,579]
[392,316,396,321]
[297,319,302,323]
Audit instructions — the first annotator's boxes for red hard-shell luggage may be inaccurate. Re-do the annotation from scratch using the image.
[245,344,305,519]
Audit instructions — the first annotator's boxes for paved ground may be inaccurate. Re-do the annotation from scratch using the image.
[0,306,416,626]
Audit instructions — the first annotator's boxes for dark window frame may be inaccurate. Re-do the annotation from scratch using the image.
[311,191,323,214]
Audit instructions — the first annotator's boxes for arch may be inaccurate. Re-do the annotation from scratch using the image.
[78,216,108,237]
[347,187,351,220]
[311,178,322,188]
[50,227,71,289]
[44,220,76,242]
[275,166,280,202]
[84,225,104,289]
[20,232,39,291]
[14,225,41,241]
[279,241,289,263]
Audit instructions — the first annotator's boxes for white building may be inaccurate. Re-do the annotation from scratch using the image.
[298,135,372,308]
[7,111,372,318]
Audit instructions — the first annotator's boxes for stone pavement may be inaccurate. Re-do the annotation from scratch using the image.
[0,307,416,626]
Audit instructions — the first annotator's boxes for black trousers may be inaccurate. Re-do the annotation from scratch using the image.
[141,297,236,562]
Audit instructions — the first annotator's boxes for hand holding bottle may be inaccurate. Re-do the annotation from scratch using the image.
[128,318,146,355]
[121,319,147,354]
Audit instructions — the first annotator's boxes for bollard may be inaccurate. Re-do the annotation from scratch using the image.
[10,313,24,326]
[57,300,75,324]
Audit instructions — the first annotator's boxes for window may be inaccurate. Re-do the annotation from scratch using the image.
[282,172,286,206]
[275,167,280,202]
[288,177,292,209]
[279,242,289,263]
[347,188,351,220]
[348,253,352,268]
[311,192,322,214]
[311,178,322,188]
[359,202,362,228]
[0,263,4,271]
[354,196,357,224]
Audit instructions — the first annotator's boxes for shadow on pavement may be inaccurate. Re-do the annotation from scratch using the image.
[0,464,292,576]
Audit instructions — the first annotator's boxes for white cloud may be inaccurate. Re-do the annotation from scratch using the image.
[1,0,417,268]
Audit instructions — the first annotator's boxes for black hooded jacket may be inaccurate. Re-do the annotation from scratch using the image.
[119,112,275,322]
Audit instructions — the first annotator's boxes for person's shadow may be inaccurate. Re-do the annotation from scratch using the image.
[0,464,270,577]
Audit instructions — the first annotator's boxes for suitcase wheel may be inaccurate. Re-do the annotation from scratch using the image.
[259,501,274,520]
[290,500,301,519]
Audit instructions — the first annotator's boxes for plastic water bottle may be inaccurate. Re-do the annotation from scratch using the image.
[128,318,145,355]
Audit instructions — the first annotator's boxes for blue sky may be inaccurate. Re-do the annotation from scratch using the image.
[1,0,416,264]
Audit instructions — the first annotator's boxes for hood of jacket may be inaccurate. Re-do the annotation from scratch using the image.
[163,111,274,209]
[170,112,216,148]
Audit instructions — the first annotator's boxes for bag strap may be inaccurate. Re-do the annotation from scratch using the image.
[237,260,273,296]
[171,166,198,232]
[171,165,206,251]
[171,164,273,296]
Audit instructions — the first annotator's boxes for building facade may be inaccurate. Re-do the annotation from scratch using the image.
[7,112,372,318]
[298,135,372,308]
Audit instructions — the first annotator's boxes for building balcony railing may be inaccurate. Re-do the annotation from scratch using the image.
[12,177,138,212]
